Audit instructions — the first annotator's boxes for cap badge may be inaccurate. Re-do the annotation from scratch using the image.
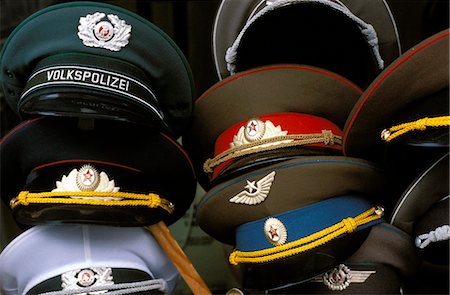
[311,264,376,290]
[52,164,120,199]
[78,12,132,51]
[62,267,114,292]
[77,164,100,191]
[229,171,276,205]
[264,217,287,246]
[232,119,289,149]
[244,118,266,141]
[323,264,351,291]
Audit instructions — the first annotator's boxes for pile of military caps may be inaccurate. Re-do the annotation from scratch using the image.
[0,1,198,294]
[183,0,449,293]
[1,0,449,294]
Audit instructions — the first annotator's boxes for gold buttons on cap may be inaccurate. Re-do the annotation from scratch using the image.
[375,206,385,217]
[380,129,390,141]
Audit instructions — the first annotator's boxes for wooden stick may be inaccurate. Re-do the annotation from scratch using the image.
[148,221,212,295]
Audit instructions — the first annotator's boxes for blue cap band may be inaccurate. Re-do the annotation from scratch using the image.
[236,195,383,252]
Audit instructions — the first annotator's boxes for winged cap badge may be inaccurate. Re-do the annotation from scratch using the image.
[310,264,376,291]
[229,171,276,205]
[78,12,132,51]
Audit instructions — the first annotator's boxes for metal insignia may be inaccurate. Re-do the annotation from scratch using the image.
[229,171,276,205]
[244,118,266,142]
[61,267,114,294]
[380,129,391,141]
[76,164,100,191]
[311,264,376,291]
[231,120,289,149]
[264,217,287,246]
[226,288,245,295]
[52,164,120,200]
[78,12,132,51]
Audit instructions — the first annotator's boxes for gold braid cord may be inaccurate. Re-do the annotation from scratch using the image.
[10,191,174,214]
[381,116,450,142]
[204,130,342,173]
[229,207,382,265]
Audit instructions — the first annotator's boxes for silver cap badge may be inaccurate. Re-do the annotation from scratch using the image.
[229,171,276,205]
[311,264,376,291]
[78,12,132,51]
[61,267,114,293]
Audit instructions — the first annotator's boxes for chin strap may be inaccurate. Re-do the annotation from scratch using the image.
[229,206,383,265]
[10,191,174,214]
[381,116,450,142]
[38,279,167,295]
[415,225,450,249]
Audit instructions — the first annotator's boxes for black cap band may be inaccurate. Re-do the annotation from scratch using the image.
[27,268,163,295]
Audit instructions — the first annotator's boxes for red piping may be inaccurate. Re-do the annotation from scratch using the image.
[196,65,362,105]
[33,159,142,173]
[0,117,45,145]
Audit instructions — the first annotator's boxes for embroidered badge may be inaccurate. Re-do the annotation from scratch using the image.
[311,264,376,291]
[61,267,114,292]
[229,171,276,205]
[78,12,132,51]
[52,164,120,200]
[264,217,287,246]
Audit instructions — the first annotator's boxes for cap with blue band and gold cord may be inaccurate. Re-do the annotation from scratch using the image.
[230,195,384,265]
[196,155,386,245]
[228,195,384,290]
[252,222,420,294]
[0,1,195,137]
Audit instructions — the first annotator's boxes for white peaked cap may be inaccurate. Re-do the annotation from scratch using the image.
[0,224,178,295]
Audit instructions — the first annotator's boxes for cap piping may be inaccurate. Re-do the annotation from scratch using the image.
[32,159,143,173]
[196,64,362,105]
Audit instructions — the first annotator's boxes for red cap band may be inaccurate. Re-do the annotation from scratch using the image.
[210,112,343,179]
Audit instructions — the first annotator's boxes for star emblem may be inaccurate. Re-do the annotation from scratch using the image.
[244,118,265,141]
[247,121,258,134]
[229,171,276,205]
[268,225,280,241]
[244,180,257,193]
[76,164,100,191]
[264,217,287,246]
[82,169,95,184]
